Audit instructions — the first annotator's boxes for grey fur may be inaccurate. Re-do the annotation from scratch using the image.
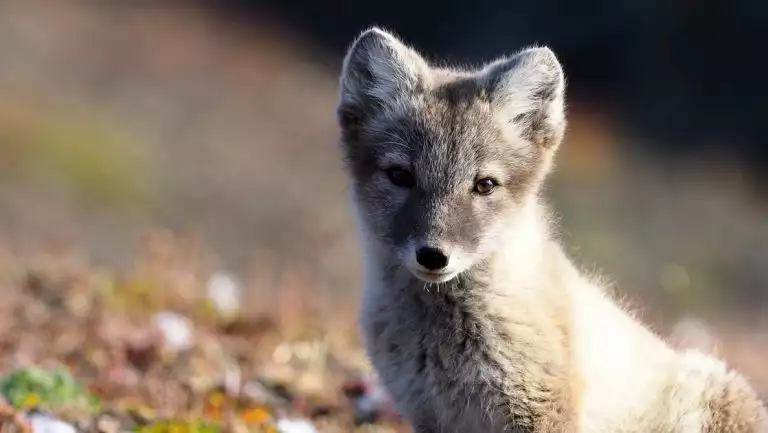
[336,27,768,432]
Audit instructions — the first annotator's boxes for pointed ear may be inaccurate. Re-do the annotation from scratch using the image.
[481,46,566,149]
[337,27,429,128]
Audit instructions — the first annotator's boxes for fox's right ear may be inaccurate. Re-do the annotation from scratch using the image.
[337,27,428,130]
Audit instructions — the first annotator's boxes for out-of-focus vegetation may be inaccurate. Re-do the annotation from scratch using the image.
[0,232,399,432]
[0,3,765,431]
[0,368,100,415]
[0,103,152,206]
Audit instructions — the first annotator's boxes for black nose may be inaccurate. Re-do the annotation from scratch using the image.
[416,247,449,271]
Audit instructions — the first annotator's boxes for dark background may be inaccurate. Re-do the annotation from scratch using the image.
[215,0,768,181]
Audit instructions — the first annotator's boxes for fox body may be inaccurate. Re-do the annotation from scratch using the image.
[336,27,768,432]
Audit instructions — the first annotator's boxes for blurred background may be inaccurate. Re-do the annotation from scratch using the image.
[0,1,765,431]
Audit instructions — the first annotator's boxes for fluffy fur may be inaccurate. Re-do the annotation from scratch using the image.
[336,27,768,432]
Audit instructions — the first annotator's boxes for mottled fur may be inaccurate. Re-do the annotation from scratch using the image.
[336,27,768,432]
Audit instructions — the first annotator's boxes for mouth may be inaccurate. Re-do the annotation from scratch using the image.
[412,269,457,283]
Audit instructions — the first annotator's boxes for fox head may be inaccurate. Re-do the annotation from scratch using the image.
[337,27,566,283]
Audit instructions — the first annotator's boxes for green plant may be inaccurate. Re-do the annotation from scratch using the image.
[0,367,101,414]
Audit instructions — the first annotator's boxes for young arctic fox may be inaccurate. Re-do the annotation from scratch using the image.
[336,27,768,432]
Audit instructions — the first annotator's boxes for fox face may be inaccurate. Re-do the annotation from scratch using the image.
[338,28,567,283]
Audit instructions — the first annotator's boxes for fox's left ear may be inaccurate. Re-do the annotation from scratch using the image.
[480,46,566,149]
[337,27,429,130]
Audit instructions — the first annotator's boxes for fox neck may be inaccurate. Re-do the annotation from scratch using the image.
[485,198,553,285]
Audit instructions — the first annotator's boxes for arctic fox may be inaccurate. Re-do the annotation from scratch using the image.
[336,26,768,432]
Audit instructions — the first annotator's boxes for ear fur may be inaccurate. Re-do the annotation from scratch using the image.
[480,46,566,148]
[337,27,428,128]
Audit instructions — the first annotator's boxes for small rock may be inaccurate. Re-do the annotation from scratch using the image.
[28,413,77,433]
[152,311,193,352]
[341,379,368,399]
[275,418,317,433]
[95,414,121,433]
[206,272,242,319]
[242,379,291,408]
[223,363,242,396]
[124,329,160,372]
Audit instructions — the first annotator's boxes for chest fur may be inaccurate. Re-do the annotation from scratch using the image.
[360,278,577,432]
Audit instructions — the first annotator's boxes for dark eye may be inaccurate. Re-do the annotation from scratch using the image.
[474,178,497,195]
[385,167,416,188]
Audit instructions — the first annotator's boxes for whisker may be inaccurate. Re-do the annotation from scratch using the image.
[378,140,411,151]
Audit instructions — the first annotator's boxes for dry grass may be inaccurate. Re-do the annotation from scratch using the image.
[0,230,407,432]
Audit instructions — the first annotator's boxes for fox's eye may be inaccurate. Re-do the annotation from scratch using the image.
[385,167,416,188]
[474,178,497,195]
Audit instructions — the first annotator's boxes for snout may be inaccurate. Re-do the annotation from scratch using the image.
[416,246,449,271]
[411,245,457,283]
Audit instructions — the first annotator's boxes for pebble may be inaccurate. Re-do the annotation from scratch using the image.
[28,413,77,433]
[275,418,318,433]
[205,272,242,319]
[152,311,193,351]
